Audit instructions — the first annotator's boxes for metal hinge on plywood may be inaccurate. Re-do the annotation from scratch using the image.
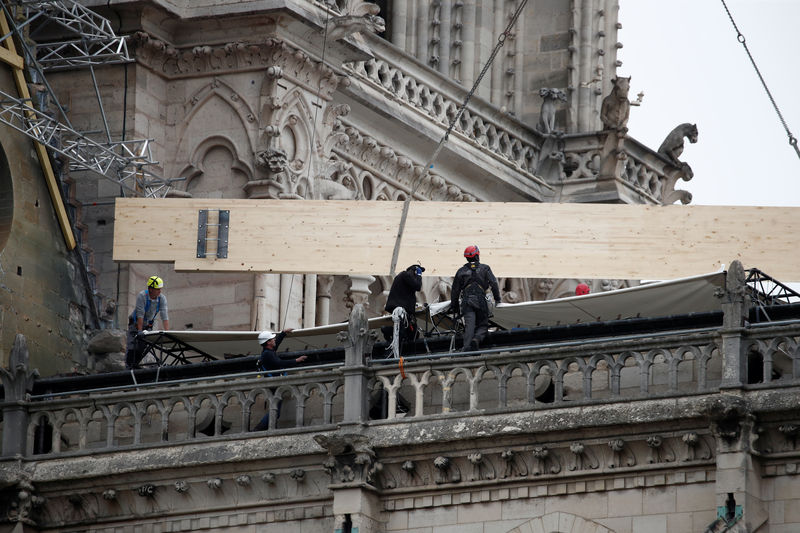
[196,209,229,259]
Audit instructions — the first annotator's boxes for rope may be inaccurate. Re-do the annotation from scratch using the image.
[388,0,529,277]
[720,0,800,160]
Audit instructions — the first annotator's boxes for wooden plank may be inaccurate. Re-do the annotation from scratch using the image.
[113,198,800,281]
[0,45,23,70]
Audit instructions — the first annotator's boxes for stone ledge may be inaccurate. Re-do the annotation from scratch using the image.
[381,468,714,512]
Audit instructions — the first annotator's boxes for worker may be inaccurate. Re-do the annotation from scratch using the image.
[126,275,169,369]
[253,328,307,431]
[450,245,501,352]
[382,263,425,357]
[575,283,591,296]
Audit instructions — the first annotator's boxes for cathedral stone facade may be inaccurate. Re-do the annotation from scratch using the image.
[6,2,788,533]
[33,0,693,374]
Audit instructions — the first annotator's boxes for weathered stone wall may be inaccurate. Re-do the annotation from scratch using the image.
[0,68,93,374]
[387,0,621,132]
[385,479,717,532]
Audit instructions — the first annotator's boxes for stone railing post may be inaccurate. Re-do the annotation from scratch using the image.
[341,303,372,425]
[0,334,38,457]
[719,260,750,388]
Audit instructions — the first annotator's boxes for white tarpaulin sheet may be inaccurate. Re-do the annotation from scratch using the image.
[484,271,725,329]
[140,315,395,359]
[141,271,725,359]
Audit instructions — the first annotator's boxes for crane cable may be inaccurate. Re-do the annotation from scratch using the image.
[388,0,529,277]
[720,0,800,161]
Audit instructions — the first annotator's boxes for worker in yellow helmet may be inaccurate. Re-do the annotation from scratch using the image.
[126,275,170,368]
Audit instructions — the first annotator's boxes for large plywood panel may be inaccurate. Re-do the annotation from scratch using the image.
[113,198,800,281]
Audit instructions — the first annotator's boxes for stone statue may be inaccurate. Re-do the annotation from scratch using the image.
[325,1,386,41]
[536,88,567,135]
[600,77,631,131]
[657,123,698,178]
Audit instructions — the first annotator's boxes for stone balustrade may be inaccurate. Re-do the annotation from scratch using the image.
[3,320,798,459]
[371,330,724,420]
[346,36,693,205]
[345,35,545,179]
[560,134,693,205]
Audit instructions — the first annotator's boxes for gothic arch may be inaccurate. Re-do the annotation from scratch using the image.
[179,136,252,198]
[272,87,313,175]
[172,80,257,182]
[0,143,13,251]
[180,79,257,147]
[505,512,614,533]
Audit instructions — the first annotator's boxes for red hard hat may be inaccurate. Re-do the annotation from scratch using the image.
[575,283,590,296]
[464,245,480,259]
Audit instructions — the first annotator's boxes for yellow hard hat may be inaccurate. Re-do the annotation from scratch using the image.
[147,276,164,289]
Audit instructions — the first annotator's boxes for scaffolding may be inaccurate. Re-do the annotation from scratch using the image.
[0,0,178,197]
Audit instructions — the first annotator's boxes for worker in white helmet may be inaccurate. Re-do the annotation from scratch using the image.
[252,328,307,431]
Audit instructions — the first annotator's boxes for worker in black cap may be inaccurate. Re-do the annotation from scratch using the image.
[382,263,425,355]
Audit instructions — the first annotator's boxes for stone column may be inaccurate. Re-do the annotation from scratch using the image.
[708,399,768,531]
[1,335,37,456]
[332,487,383,533]
[316,275,334,326]
[391,0,407,51]
[303,274,317,329]
[279,274,294,328]
[415,0,428,68]
[461,0,476,86]
[577,0,596,131]
[342,303,371,424]
[440,0,452,77]
[348,274,375,307]
[251,273,270,330]
[720,260,750,388]
[316,435,383,533]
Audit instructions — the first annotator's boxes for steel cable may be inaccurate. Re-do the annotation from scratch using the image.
[388,0,530,277]
[720,0,800,160]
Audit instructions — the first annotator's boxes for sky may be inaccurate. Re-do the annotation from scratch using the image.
[618,0,800,207]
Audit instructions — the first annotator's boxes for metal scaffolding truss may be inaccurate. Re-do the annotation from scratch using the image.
[0,88,172,197]
[746,268,800,306]
[0,0,179,197]
[9,0,131,70]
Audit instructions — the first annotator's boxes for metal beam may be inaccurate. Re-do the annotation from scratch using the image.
[9,0,132,70]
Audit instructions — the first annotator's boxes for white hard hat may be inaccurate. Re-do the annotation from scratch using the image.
[258,331,277,344]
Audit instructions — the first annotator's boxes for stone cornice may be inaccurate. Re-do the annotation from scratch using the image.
[333,119,476,202]
[131,32,349,99]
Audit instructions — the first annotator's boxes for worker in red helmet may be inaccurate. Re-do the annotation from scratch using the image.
[575,283,590,296]
[450,245,501,352]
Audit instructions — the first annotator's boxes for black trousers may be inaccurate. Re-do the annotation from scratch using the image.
[462,308,488,352]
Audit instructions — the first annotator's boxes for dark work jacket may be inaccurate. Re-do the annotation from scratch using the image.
[257,331,300,372]
[450,261,501,313]
[385,269,422,316]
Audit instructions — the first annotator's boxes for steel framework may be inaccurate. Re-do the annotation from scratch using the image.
[12,0,130,70]
[135,332,217,367]
[746,268,800,306]
[0,0,178,197]
[0,88,171,195]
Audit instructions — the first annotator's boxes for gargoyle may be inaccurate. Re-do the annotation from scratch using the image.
[536,88,567,135]
[657,123,698,178]
[600,76,631,132]
[325,1,386,41]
